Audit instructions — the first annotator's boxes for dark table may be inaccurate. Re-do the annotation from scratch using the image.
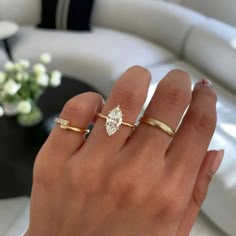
[0,77,97,199]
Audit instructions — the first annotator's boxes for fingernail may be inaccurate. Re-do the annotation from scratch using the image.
[209,149,224,175]
[196,78,212,87]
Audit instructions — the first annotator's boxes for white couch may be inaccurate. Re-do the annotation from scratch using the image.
[0,0,235,235]
[167,0,236,28]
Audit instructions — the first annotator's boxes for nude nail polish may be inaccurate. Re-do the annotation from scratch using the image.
[210,150,224,175]
[196,78,212,86]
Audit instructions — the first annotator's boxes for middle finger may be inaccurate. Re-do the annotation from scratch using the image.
[83,66,151,155]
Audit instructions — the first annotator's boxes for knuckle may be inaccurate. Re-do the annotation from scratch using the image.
[107,169,142,207]
[193,177,211,208]
[83,91,104,104]
[199,114,216,131]
[166,199,183,218]
[82,172,101,193]
[63,96,88,116]
[186,108,216,133]
[111,84,143,112]
[157,190,184,220]
[167,69,190,81]
[207,88,217,103]
[158,83,191,110]
[127,65,151,79]
[63,91,103,116]
[33,161,57,190]
[195,85,217,104]
[67,164,101,194]
[110,66,150,112]
[108,172,136,196]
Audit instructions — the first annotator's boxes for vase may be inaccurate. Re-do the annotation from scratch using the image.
[17,105,43,127]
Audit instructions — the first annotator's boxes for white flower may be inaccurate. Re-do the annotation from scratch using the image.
[50,70,61,87]
[33,63,47,75]
[3,79,21,95]
[18,59,30,69]
[4,61,15,71]
[22,72,29,81]
[36,73,49,87]
[14,63,23,71]
[0,72,6,83]
[0,105,4,116]
[16,73,23,81]
[40,53,52,64]
[18,100,32,114]
[0,91,5,100]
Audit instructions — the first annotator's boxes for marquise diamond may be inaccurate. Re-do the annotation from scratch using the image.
[105,106,123,136]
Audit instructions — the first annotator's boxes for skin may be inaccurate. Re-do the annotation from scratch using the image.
[25,67,221,236]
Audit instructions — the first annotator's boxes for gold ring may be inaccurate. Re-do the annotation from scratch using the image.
[96,105,136,136]
[140,117,175,137]
[54,118,90,134]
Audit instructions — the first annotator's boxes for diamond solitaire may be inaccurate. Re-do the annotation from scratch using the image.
[106,106,123,136]
[96,105,136,136]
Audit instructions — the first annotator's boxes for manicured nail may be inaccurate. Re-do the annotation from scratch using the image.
[196,78,212,86]
[210,150,224,175]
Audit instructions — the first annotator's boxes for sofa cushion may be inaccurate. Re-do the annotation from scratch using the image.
[39,0,94,31]
[146,60,236,236]
[0,0,40,26]
[8,26,176,96]
[92,0,206,56]
[184,18,236,93]
[181,0,236,28]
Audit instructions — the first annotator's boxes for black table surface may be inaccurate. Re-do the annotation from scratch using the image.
[0,77,97,199]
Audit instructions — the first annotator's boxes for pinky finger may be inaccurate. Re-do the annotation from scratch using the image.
[176,150,224,236]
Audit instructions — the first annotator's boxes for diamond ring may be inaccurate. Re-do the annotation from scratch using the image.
[96,106,136,136]
[54,117,90,134]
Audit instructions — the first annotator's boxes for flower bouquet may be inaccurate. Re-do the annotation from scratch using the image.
[0,53,61,126]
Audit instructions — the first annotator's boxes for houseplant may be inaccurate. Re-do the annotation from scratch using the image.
[0,53,61,126]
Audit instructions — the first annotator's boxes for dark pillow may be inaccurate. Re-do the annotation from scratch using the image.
[39,0,95,31]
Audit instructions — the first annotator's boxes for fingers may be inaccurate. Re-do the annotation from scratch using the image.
[176,150,224,236]
[130,69,191,154]
[39,92,104,161]
[84,66,151,155]
[167,79,217,182]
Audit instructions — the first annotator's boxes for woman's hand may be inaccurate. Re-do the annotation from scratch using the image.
[25,67,223,236]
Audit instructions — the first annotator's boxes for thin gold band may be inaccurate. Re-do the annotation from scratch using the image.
[54,118,90,134]
[140,117,175,137]
[96,113,136,128]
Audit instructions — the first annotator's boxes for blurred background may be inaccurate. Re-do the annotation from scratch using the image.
[0,0,235,235]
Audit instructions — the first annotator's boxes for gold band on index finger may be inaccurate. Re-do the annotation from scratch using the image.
[54,117,90,135]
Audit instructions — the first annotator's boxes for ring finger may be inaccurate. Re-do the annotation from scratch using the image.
[129,69,192,155]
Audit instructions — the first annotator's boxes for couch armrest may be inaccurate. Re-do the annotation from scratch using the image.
[184,18,236,92]
[92,0,206,56]
[0,0,40,26]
